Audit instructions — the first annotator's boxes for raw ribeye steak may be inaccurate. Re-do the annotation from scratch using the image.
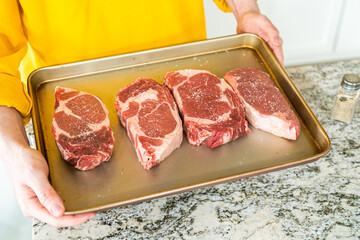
[52,87,114,170]
[224,68,300,140]
[164,69,250,148]
[115,78,183,170]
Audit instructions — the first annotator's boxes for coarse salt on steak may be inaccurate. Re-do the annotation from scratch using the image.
[224,68,300,140]
[164,69,250,148]
[115,78,183,170]
[52,87,114,170]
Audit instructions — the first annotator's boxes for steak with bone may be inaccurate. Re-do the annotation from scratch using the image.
[164,69,250,148]
[115,78,183,170]
[224,68,300,140]
[52,87,115,170]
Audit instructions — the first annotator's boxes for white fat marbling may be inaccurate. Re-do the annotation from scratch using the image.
[31,59,360,239]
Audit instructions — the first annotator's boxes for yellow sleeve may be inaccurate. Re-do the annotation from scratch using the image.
[0,1,32,124]
[212,0,232,12]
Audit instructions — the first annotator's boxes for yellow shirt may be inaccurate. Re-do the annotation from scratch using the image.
[0,0,230,123]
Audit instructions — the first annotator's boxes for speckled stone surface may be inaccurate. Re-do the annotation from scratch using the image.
[30,59,360,240]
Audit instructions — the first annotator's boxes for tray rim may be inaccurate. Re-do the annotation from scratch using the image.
[68,151,329,214]
[27,33,331,214]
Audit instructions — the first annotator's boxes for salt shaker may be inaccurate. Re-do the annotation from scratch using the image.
[331,74,360,123]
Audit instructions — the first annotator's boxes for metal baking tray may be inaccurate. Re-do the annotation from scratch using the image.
[28,34,331,214]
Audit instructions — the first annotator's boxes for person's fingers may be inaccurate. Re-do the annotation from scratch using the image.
[270,41,284,66]
[15,182,95,228]
[263,27,284,66]
[9,147,95,227]
[237,12,284,66]
[249,28,284,66]
[255,21,284,66]
[29,172,65,217]
[27,196,95,228]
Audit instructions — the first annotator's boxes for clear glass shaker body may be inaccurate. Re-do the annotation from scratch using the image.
[331,74,360,124]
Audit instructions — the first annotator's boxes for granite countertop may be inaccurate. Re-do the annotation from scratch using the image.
[30,59,360,240]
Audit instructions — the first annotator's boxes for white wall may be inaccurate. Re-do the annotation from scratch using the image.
[203,0,237,38]
[203,0,360,66]
[0,162,32,239]
[336,0,360,54]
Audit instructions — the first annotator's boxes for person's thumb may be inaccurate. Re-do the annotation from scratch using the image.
[31,174,65,217]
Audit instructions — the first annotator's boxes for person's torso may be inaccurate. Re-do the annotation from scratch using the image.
[19,0,206,78]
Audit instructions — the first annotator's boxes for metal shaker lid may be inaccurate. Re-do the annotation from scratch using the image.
[341,74,360,90]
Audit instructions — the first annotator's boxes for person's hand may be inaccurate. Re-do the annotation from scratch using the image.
[0,106,94,228]
[225,0,284,66]
[8,146,95,228]
[236,11,284,66]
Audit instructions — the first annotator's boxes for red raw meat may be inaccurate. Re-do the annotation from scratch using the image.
[115,78,183,170]
[224,68,300,140]
[52,87,114,170]
[164,69,250,148]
